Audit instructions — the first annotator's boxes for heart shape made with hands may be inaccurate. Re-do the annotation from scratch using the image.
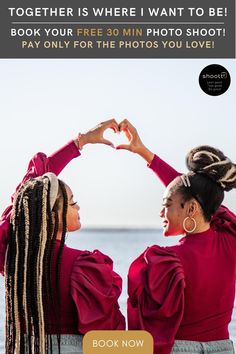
[103,129,129,148]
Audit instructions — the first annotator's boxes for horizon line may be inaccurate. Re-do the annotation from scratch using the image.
[80,226,161,231]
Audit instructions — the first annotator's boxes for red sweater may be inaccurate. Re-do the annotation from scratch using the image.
[128,155,236,354]
[0,140,125,332]
[48,242,125,333]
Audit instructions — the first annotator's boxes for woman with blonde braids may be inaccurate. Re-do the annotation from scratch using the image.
[1,119,125,354]
[117,119,236,354]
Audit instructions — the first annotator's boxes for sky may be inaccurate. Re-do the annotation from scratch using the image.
[0,59,235,227]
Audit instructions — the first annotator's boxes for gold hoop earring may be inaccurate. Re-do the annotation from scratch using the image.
[183,217,197,233]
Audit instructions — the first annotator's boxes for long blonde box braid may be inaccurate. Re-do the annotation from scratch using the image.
[36,177,49,354]
[13,188,27,354]
[22,196,30,351]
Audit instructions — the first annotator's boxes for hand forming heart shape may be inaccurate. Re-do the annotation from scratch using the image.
[102,119,140,152]
[103,129,129,148]
[80,119,141,152]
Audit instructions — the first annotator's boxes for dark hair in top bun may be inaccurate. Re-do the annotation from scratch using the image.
[172,146,236,222]
[186,145,236,192]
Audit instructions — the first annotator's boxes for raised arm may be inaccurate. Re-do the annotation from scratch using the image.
[148,155,181,187]
[0,119,119,274]
[117,121,236,235]
[16,119,119,186]
[0,140,80,275]
[117,119,181,186]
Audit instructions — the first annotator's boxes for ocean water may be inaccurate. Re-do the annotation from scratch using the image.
[0,229,235,352]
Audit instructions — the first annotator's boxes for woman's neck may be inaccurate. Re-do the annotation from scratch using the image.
[190,217,210,235]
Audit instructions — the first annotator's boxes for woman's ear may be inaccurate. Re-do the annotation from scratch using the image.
[187,199,198,217]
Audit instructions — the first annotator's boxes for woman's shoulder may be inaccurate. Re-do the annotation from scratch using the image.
[69,247,113,266]
[128,244,185,288]
[128,244,185,319]
[211,205,236,236]
[70,247,120,289]
[59,245,115,276]
[132,244,182,266]
[145,244,181,256]
[69,247,123,331]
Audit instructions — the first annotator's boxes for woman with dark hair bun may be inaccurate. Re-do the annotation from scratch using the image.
[0,119,125,354]
[117,119,236,354]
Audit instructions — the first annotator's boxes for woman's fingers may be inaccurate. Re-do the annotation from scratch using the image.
[116,144,131,151]
[119,120,134,144]
[101,138,115,148]
[101,119,119,133]
[82,119,139,149]
[123,128,132,141]
[119,121,128,132]
[119,119,136,133]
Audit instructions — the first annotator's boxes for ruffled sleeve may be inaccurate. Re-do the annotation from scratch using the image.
[210,205,236,236]
[148,154,181,187]
[128,245,185,354]
[70,250,126,333]
[0,140,80,275]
